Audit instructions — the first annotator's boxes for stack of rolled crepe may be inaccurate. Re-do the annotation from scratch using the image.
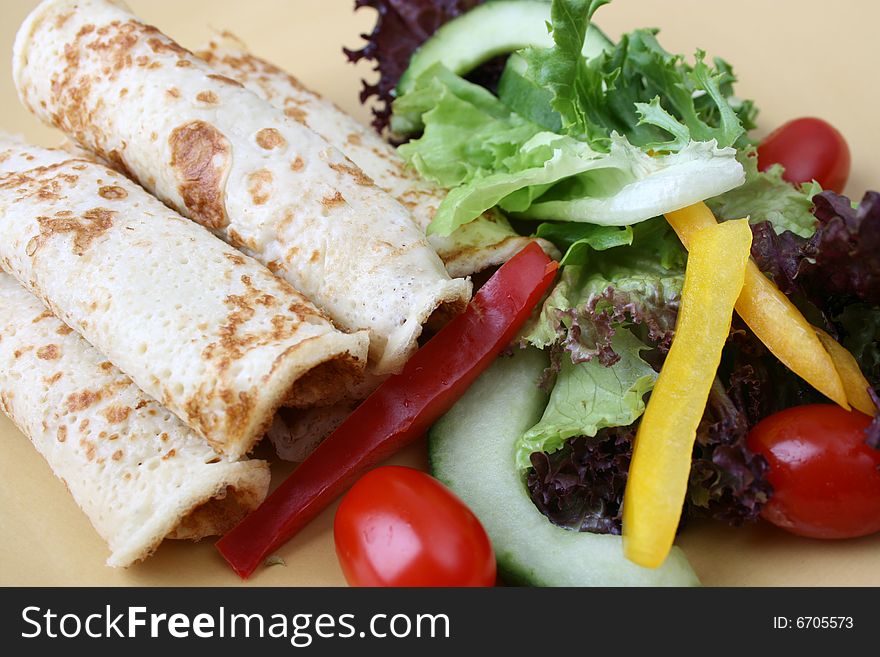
[0,272,270,567]
[2,0,545,567]
[13,0,472,376]
[0,137,368,460]
[0,134,376,564]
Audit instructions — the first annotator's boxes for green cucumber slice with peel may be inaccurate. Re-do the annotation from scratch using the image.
[428,348,700,586]
[398,0,614,96]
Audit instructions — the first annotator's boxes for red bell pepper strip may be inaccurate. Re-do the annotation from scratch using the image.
[217,242,558,578]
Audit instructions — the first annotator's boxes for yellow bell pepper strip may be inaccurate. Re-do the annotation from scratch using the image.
[814,327,876,415]
[622,219,752,569]
[664,202,849,410]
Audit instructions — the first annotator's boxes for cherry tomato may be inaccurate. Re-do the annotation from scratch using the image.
[757,117,851,193]
[747,405,880,539]
[333,466,496,586]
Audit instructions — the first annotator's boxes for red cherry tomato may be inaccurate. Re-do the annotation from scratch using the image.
[334,466,496,587]
[747,405,880,539]
[757,117,851,193]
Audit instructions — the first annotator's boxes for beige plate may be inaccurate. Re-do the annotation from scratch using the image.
[1,0,878,586]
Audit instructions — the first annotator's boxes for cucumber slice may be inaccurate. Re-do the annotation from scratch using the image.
[428,348,700,586]
[398,0,615,96]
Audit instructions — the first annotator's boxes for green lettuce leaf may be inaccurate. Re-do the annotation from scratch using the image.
[395,64,543,187]
[535,222,633,265]
[394,65,744,235]
[706,148,820,238]
[426,128,743,235]
[516,327,657,468]
[517,0,610,141]
[516,136,743,224]
[519,4,753,150]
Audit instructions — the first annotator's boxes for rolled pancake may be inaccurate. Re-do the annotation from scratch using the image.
[0,137,368,459]
[14,0,472,375]
[0,273,270,567]
[195,35,554,278]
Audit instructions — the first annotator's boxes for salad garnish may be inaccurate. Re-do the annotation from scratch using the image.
[343,0,880,569]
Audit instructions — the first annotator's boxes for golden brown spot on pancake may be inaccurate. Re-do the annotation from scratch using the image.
[135,400,148,410]
[45,372,63,386]
[278,209,297,232]
[79,419,90,432]
[224,252,246,266]
[85,22,138,73]
[207,73,244,88]
[57,426,67,443]
[81,438,96,461]
[176,59,192,67]
[135,55,149,67]
[150,132,158,142]
[55,12,73,28]
[148,61,162,70]
[196,90,219,104]
[0,391,14,415]
[166,87,181,99]
[309,250,320,263]
[247,168,273,205]
[329,161,373,186]
[283,71,310,92]
[255,128,286,150]
[321,191,345,208]
[32,310,54,323]
[36,344,61,360]
[105,150,133,179]
[266,260,282,273]
[98,185,128,200]
[169,120,231,230]
[147,36,190,58]
[66,389,102,412]
[346,133,362,146]
[119,88,128,97]
[228,228,258,252]
[112,450,123,461]
[2,166,80,204]
[283,106,307,123]
[102,405,131,424]
[196,49,216,65]
[291,156,305,172]
[78,24,96,37]
[162,449,177,460]
[56,325,73,336]
[36,208,115,256]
